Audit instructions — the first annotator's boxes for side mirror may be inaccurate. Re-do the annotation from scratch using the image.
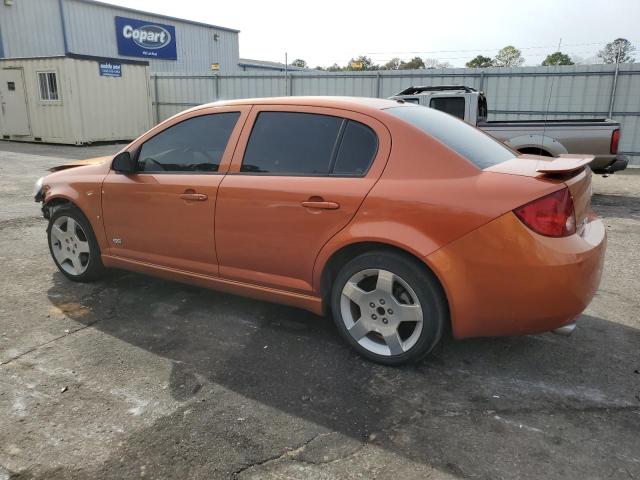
[112,151,135,173]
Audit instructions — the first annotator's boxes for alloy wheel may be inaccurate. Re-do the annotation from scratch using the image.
[49,216,91,276]
[340,268,423,356]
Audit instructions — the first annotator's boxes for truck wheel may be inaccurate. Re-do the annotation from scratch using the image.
[331,250,447,366]
[47,204,106,282]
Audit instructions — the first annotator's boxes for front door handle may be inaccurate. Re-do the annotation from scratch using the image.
[301,200,340,210]
[179,192,208,201]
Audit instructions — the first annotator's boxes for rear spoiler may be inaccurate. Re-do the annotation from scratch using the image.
[535,154,594,174]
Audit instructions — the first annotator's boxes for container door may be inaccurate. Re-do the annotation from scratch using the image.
[0,69,31,136]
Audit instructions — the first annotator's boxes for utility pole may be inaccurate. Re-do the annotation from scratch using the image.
[609,41,621,118]
[284,52,288,96]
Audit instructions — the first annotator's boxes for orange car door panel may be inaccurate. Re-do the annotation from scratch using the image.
[102,107,249,276]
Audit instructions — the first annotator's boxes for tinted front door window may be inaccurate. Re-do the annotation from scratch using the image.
[138,112,240,172]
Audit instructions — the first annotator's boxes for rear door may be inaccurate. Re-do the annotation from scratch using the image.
[215,105,391,294]
[102,106,249,276]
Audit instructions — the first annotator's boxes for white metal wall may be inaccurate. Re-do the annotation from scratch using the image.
[0,0,65,57]
[62,0,240,73]
[0,0,240,73]
[151,64,640,165]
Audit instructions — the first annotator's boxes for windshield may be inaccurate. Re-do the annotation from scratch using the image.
[385,105,515,169]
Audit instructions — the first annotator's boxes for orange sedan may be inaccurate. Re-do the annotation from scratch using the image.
[34,97,606,365]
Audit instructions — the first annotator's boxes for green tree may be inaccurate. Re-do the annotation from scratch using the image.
[347,55,378,71]
[400,57,426,70]
[383,57,402,70]
[542,51,574,66]
[326,63,343,72]
[466,55,494,68]
[290,59,307,68]
[494,46,525,67]
[597,38,635,64]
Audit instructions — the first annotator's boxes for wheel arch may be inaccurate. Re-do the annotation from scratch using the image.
[517,146,553,157]
[318,240,451,321]
[43,193,108,252]
[504,134,567,157]
[43,194,75,217]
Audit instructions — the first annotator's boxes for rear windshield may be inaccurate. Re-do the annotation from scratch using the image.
[385,105,515,169]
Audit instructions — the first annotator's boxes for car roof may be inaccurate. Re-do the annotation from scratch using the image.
[198,96,405,114]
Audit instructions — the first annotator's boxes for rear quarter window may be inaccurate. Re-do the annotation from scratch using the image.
[385,105,514,169]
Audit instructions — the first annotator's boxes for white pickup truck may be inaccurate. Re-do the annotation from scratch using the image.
[390,85,627,173]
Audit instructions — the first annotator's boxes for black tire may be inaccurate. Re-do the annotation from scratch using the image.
[47,204,106,282]
[331,250,447,366]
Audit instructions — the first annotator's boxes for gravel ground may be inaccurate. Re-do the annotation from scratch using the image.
[0,141,639,480]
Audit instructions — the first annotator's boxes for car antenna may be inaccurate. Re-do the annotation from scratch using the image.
[539,38,562,168]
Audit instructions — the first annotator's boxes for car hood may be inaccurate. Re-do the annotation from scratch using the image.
[48,156,112,172]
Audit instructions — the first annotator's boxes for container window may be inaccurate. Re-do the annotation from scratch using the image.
[38,72,59,101]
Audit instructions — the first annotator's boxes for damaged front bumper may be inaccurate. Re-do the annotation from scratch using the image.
[33,177,45,203]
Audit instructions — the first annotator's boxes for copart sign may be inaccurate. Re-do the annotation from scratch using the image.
[115,16,177,60]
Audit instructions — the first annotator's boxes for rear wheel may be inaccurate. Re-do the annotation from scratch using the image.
[47,204,105,282]
[331,250,447,365]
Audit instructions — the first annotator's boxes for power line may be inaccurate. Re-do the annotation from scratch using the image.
[362,40,639,56]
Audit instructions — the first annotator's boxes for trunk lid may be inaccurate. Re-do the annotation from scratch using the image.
[486,154,594,234]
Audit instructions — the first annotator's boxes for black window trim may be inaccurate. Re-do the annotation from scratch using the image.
[132,111,242,175]
[236,111,379,178]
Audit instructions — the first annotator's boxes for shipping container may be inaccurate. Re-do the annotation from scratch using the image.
[0,54,153,144]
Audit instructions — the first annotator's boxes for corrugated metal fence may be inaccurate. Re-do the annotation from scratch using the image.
[151,64,640,165]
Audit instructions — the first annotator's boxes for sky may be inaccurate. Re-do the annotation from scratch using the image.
[99,0,639,67]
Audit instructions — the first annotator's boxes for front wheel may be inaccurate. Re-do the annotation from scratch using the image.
[47,204,105,282]
[331,251,447,365]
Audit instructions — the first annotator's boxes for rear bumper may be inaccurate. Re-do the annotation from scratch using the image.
[591,155,628,173]
[428,212,606,338]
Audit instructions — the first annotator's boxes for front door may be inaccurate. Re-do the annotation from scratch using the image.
[215,106,391,294]
[0,69,31,136]
[101,107,249,277]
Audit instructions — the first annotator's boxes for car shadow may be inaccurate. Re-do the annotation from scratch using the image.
[42,270,640,479]
[592,193,640,220]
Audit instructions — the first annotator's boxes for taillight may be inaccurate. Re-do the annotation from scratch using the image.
[513,188,576,237]
[610,129,620,154]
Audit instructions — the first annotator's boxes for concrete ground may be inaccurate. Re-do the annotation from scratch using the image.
[0,140,639,480]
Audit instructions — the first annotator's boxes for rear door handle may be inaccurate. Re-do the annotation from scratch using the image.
[301,200,340,210]
[179,193,208,201]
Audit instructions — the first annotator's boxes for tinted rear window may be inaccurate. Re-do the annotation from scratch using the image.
[385,105,514,169]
